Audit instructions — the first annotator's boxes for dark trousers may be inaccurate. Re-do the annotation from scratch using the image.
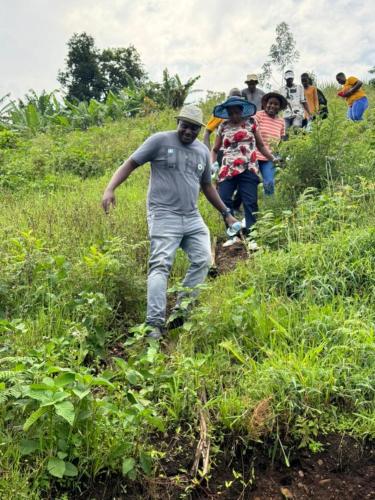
[218,170,260,231]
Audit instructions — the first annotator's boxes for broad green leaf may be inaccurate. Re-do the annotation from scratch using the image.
[126,370,143,385]
[139,451,152,475]
[122,457,136,476]
[23,406,49,431]
[54,372,75,387]
[57,451,67,460]
[72,388,90,400]
[54,400,75,426]
[19,439,39,455]
[64,462,78,477]
[47,457,65,478]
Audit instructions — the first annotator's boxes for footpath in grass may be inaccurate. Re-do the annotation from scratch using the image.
[0,90,374,498]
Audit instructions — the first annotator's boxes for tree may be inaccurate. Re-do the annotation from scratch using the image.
[259,22,300,87]
[58,33,106,102]
[100,46,146,94]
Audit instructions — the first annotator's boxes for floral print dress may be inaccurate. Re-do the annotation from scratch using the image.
[217,119,259,182]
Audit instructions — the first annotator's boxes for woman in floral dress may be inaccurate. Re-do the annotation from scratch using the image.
[212,96,275,242]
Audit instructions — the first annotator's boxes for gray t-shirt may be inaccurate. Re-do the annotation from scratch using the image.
[131,131,211,215]
[241,87,265,112]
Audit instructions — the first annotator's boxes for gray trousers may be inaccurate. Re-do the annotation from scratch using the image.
[146,211,212,327]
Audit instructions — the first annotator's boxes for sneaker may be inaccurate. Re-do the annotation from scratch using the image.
[167,307,186,330]
[241,218,246,229]
[146,325,164,340]
[247,240,260,252]
[222,236,241,248]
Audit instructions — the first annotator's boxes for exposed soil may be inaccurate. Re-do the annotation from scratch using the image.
[65,434,374,500]
[210,237,249,276]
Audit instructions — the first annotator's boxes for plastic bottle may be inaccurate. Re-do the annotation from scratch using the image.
[226,221,242,237]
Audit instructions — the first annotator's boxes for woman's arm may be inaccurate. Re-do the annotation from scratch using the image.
[254,129,274,162]
[211,134,223,163]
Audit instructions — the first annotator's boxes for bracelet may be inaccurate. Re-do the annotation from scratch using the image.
[221,207,231,218]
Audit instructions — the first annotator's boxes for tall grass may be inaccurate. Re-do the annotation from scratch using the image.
[0,84,374,497]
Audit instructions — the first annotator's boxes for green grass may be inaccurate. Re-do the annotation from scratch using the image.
[0,85,374,497]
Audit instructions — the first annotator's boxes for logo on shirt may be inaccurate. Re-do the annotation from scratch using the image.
[168,148,174,154]
[197,163,203,171]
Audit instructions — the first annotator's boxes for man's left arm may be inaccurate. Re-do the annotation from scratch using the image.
[344,79,363,97]
[201,182,237,226]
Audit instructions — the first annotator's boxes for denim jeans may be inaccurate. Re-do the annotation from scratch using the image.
[218,169,260,230]
[284,115,303,129]
[258,160,275,195]
[146,212,211,327]
[347,97,369,121]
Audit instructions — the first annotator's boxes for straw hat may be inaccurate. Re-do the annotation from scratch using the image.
[244,73,258,83]
[175,105,205,126]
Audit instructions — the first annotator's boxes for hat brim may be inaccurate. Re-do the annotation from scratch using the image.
[175,115,205,127]
[261,92,288,111]
[244,79,258,84]
[213,99,257,119]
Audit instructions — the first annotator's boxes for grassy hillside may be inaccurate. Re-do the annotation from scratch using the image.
[0,87,374,498]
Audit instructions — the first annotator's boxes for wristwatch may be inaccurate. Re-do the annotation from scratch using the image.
[221,207,232,218]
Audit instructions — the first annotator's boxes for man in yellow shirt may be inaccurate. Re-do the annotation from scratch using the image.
[336,72,368,121]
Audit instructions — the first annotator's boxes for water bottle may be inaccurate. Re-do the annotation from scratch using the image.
[211,161,219,179]
[226,221,242,237]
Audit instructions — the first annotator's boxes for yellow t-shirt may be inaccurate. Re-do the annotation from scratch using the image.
[206,115,223,132]
[342,76,366,106]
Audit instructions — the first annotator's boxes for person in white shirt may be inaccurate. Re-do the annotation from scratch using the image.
[279,70,310,130]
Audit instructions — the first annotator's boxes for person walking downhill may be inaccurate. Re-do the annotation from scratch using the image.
[336,72,369,121]
[279,70,310,130]
[102,105,238,340]
[241,73,265,112]
[203,88,242,150]
[301,73,319,127]
[255,92,287,196]
[211,96,275,247]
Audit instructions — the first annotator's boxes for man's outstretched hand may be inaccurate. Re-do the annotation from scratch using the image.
[102,189,116,214]
[225,213,238,227]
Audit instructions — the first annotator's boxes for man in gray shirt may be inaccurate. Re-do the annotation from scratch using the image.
[102,105,237,339]
[241,73,265,112]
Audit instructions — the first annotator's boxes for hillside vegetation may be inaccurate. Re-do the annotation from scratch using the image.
[0,86,374,498]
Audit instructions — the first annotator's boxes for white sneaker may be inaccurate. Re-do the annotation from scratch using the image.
[222,236,241,248]
[248,240,260,252]
[241,218,246,229]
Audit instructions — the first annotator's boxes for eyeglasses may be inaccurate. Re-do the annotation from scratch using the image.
[179,121,201,132]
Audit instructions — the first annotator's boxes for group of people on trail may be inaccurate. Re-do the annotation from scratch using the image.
[101,68,369,340]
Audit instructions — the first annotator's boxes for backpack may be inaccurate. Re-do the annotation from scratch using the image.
[317,88,327,107]
[317,88,328,117]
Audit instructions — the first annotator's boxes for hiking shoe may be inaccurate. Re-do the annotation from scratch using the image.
[222,236,241,248]
[167,308,186,330]
[146,325,164,340]
[248,240,260,252]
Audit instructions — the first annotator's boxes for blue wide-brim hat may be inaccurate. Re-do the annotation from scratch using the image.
[213,96,257,119]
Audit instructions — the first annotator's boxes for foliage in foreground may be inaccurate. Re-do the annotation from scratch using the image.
[0,90,374,497]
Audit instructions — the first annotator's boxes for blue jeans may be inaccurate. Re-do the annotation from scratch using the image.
[147,212,211,327]
[347,97,369,121]
[218,169,260,230]
[258,160,275,195]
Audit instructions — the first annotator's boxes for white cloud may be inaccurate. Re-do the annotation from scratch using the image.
[0,0,374,99]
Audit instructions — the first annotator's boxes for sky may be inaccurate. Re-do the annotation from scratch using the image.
[1,0,374,100]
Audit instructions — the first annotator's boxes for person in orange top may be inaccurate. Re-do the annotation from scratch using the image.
[336,72,368,121]
[301,73,319,122]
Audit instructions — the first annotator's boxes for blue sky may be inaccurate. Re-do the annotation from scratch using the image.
[1,0,374,99]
